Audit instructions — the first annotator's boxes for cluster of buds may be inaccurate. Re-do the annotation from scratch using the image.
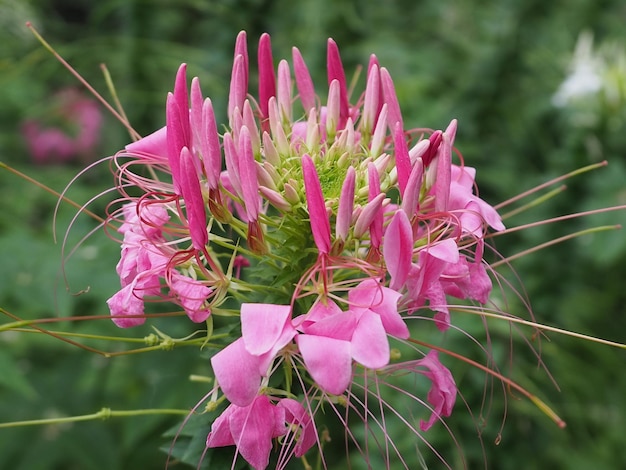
[106,31,505,469]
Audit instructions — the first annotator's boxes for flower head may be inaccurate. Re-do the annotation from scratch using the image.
[103,31,506,469]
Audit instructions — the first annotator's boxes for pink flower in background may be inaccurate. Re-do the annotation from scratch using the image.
[21,88,102,164]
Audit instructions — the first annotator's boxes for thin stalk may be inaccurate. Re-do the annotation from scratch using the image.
[0,407,189,429]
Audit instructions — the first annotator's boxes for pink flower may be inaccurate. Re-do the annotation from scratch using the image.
[206,395,287,470]
[414,351,457,431]
[21,88,102,164]
[211,304,296,406]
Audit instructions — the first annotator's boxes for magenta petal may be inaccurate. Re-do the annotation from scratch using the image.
[392,121,411,197]
[301,155,331,254]
[380,67,403,130]
[258,33,276,121]
[241,303,294,356]
[180,147,208,250]
[416,351,457,431]
[125,126,167,162]
[206,404,237,448]
[326,38,349,129]
[211,338,262,406]
[277,398,316,457]
[297,335,352,395]
[228,395,285,470]
[384,210,413,290]
[292,47,316,113]
[351,309,389,369]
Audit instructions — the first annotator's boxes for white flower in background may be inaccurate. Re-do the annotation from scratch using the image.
[552,31,603,107]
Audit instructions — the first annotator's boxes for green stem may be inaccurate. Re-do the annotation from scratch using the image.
[0,408,189,429]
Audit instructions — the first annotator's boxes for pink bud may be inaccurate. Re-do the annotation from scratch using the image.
[384,210,413,290]
[336,166,356,241]
[380,67,403,130]
[277,59,292,123]
[435,132,452,212]
[258,33,276,122]
[393,122,411,197]
[201,98,222,190]
[401,157,424,218]
[238,126,260,222]
[302,155,331,254]
[228,54,247,124]
[362,63,380,134]
[180,147,208,250]
[292,46,316,113]
[327,38,349,130]
[326,79,341,137]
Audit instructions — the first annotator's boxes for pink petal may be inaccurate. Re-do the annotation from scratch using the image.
[416,351,457,431]
[201,98,222,190]
[179,147,208,250]
[241,303,294,356]
[211,338,262,406]
[350,309,390,369]
[107,281,146,328]
[277,398,316,457]
[228,54,247,122]
[297,335,352,395]
[238,126,260,221]
[258,33,276,121]
[292,47,316,113]
[169,272,211,323]
[326,38,349,129]
[228,395,286,470]
[336,166,356,241]
[380,67,403,130]
[301,155,331,254]
[125,126,167,163]
[383,210,413,290]
[393,122,411,197]
[349,279,408,339]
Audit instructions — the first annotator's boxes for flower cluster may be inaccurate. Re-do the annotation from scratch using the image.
[21,87,102,164]
[106,31,505,469]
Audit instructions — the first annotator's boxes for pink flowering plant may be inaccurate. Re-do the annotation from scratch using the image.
[3,26,626,470]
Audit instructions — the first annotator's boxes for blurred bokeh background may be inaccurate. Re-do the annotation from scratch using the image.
[1,0,625,468]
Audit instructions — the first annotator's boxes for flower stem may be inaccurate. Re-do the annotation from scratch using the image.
[0,407,189,429]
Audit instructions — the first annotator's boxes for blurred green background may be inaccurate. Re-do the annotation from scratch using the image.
[1,0,625,468]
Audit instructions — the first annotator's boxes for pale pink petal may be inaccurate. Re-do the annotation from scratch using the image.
[106,281,146,328]
[350,309,390,369]
[416,351,457,431]
[384,209,413,290]
[211,338,262,406]
[170,272,211,323]
[297,335,352,395]
[349,279,408,339]
[277,398,316,457]
[302,310,358,342]
[241,303,294,356]
[336,166,356,242]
